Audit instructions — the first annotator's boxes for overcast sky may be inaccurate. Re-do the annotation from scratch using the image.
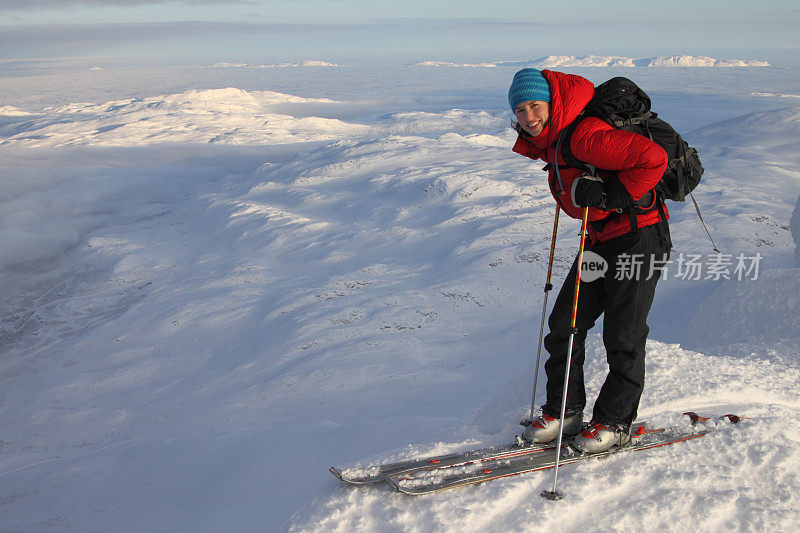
[1,0,797,61]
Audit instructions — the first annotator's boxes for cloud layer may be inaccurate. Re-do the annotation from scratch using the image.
[0,0,241,11]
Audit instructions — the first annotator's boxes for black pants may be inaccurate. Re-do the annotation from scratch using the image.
[542,222,671,429]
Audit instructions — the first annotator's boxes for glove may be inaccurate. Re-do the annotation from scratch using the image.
[603,175,635,210]
[572,174,636,211]
[571,175,606,208]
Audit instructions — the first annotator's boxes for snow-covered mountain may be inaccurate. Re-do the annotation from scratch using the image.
[2,88,363,147]
[1,60,798,532]
[207,60,339,68]
[414,55,771,68]
[0,88,505,148]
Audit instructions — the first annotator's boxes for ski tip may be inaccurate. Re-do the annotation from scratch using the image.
[683,411,748,425]
[683,412,710,424]
[722,414,749,424]
[329,467,344,480]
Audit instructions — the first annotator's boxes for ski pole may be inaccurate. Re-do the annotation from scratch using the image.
[689,191,720,253]
[529,204,560,421]
[541,206,589,501]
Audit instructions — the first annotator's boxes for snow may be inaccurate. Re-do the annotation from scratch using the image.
[0,106,34,116]
[1,55,799,532]
[207,61,339,69]
[688,269,800,357]
[754,92,800,99]
[414,61,500,68]
[792,195,800,266]
[3,88,359,147]
[643,55,771,67]
[414,55,771,68]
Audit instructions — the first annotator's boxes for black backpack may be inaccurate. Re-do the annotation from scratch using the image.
[557,77,704,203]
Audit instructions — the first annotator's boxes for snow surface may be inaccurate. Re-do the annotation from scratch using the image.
[1,56,799,532]
[792,195,800,266]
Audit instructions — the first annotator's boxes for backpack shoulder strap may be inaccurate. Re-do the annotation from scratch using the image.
[554,115,596,176]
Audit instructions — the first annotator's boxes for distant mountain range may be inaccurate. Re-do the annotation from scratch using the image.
[414,55,771,68]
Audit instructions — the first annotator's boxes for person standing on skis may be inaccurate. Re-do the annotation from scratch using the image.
[508,68,672,453]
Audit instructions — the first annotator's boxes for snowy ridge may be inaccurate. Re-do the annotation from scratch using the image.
[415,60,501,68]
[644,55,770,67]
[683,106,800,357]
[0,89,507,148]
[1,88,362,147]
[206,60,338,68]
[678,106,800,252]
[0,105,34,116]
[688,269,800,356]
[689,106,800,148]
[414,54,771,68]
[753,92,800,99]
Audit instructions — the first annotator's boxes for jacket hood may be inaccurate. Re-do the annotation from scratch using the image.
[526,70,595,150]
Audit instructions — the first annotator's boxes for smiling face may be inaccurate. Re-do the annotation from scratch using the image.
[514,100,550,138]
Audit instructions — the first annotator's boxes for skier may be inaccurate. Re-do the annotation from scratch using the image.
[509,68,672,453]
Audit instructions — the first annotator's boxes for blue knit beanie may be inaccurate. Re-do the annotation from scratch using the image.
[508,68,551,111]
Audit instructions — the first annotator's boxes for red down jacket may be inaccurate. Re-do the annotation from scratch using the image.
[512,70,669,243]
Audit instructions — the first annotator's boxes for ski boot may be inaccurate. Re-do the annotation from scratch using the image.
[573,419,631,453]
[522,411,583,443]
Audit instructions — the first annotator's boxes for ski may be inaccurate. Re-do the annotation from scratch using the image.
[331,420,646,484]
[384,413,744,495]
[330,437,553,485]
